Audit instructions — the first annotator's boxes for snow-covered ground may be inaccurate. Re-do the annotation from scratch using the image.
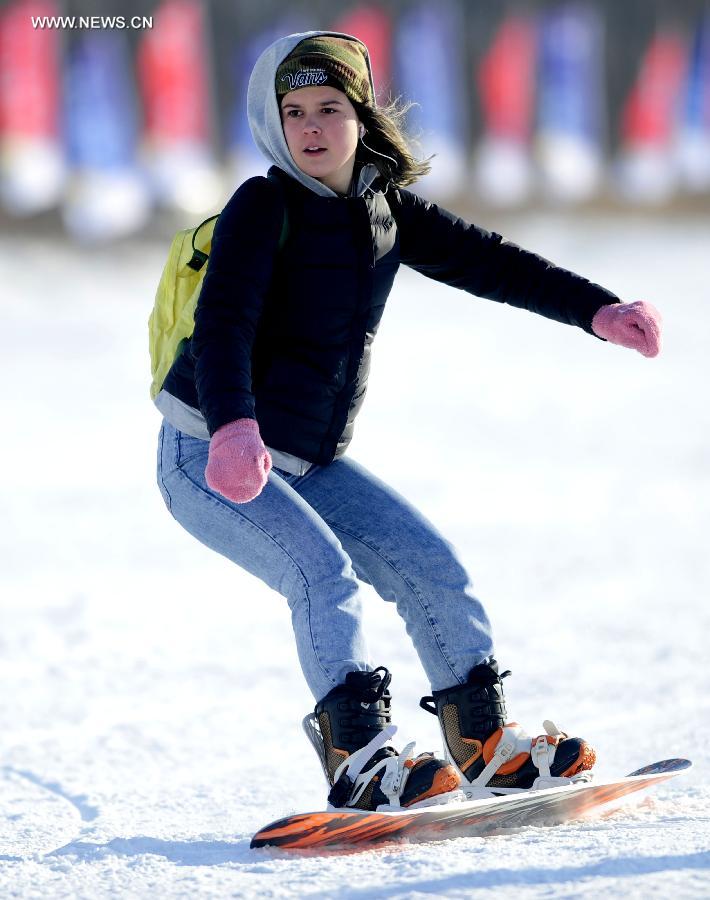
[2,212,709,898]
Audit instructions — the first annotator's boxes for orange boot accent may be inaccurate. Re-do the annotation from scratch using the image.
[402,764,460,807]
[560,741,597,777]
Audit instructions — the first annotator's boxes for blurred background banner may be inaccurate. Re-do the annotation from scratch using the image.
[678,11,710,191]
[393,0,469,201]
[136,0,222,216]
[0,0,709,241]
[535,3,605,203]
[473,12,537,207]
[0,0,65,215]
[615,24,688,203]
[62,29,149,240]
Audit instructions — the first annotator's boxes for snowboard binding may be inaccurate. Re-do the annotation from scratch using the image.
[303,667,463,811]
[420,659,596,798]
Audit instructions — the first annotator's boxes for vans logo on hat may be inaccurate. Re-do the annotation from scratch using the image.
[280,68,329,91]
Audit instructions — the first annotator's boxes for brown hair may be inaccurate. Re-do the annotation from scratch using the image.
[353,98,432,187]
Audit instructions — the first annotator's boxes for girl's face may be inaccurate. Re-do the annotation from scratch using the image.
[280,85,361,195]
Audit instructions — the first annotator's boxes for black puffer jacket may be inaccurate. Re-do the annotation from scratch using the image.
[162,165,619,465]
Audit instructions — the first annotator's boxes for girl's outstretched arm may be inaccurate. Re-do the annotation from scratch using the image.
[391,188,619,337]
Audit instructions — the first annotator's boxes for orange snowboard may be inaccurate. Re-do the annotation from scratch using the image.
[251,758,691,850]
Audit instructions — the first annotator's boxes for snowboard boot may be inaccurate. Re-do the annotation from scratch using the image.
[420,659,596,796]
[303,667,462,811]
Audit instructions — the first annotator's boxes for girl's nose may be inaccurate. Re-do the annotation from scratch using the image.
[303,116,321,133]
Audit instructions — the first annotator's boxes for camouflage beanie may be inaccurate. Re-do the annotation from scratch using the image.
[275,36,373,106]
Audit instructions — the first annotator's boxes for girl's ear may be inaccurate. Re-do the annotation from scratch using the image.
[358,123,366,139]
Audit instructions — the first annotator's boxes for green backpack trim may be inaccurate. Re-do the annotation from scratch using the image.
[148,195,289,402]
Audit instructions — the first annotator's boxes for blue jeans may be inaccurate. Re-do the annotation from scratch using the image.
[157,420,494,701]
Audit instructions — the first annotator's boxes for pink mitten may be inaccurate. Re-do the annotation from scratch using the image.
[591,301,662,358]
[205,419,272,503]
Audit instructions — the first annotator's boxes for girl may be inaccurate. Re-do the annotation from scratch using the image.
[155,31,662,811]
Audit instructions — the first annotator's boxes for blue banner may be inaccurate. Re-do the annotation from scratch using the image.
[64,33,138,170]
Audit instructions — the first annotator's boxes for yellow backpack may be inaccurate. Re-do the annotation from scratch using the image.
[148,187,288,401]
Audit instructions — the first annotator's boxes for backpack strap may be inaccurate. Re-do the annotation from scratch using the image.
[187,214,220,272]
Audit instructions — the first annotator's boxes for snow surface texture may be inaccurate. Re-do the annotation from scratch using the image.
[1,214,709,898]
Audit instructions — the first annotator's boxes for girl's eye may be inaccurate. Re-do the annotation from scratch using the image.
[283,107,337,119]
